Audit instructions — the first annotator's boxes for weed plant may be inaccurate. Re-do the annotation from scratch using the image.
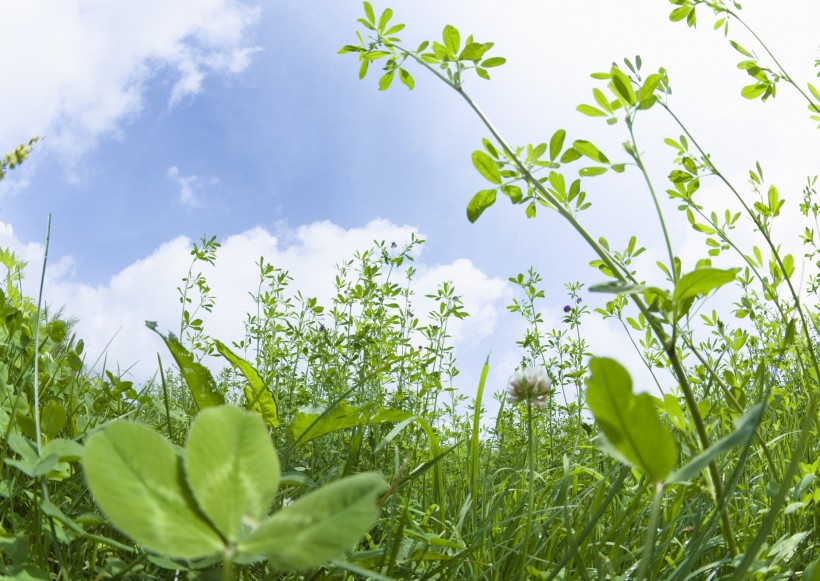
[1,0,820,578]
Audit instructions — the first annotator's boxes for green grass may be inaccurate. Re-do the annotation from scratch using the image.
[2,0,820,578]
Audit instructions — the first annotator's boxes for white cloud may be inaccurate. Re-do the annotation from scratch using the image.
[167,166,217,206]
[0,219,513,383]
[0,0,260,165]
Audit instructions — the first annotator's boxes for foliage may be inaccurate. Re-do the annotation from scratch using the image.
[1,0,820,579]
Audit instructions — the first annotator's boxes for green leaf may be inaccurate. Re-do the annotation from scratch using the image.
[501,184,523,203]
[41,438,84,463]
[289,402,412,445]
[672,267,739,302]
[579,166,608,177]
[467,189,497,222]
[398,68,415,90]
[147,324,225,411]
[586,358,676,482]
[577,104,607,117]
[549,130,566,162]
[667,403,764,484]
[560,148,581,164]
[610,67,637,105]
[236,472,387,569]
[442,25,460,57]
[669,5,690,22]
[215,340,279,428]
[459,42,486,62]
[475,67,490,80]
[363,2,375,24]
[83,421,223,559]
[471,150,502,184]
[808,83,820,102]
[41,399,66,439]
[481,57,506,68]
[376,8,393,33]
[589,281,647,295]
[185,406,281,542]
[741,83,767,99]
[729,40,754,58]
[378,70,395,91]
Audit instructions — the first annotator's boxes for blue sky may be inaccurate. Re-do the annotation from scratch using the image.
[1,0,818,403]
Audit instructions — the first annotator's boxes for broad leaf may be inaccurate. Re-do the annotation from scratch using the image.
[147,323,225,410]
[83,421,223,559]
[236,472,387,569]
[672,267,739,302]
[587,358,676,482]
[214,340,279,427]
[289,402,412,445]
[186,406,281,542]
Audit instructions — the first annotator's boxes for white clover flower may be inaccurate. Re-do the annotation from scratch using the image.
[507,367,552,408]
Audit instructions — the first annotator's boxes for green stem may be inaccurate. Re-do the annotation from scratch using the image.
[519,402,536,581]
[627,120,677,284]
[637,481,665,581]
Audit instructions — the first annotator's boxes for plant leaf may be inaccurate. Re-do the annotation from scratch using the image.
[471,151,501,184]
[147,324,225,410]
[236,472,387,569]
[586,358,676,482]
[214,340,279,427]
[289,402,412,445]
[185,406,281,542]
[83,421,223,559]
[467,189,497,223]
[672,267,739,302]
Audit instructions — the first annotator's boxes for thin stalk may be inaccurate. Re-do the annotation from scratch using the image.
[33,214,51,454]
[636,481,665,580]
[518,402,536,581]
[627,120,677,284]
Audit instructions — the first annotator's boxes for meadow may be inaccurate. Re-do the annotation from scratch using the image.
[2,0,820,578]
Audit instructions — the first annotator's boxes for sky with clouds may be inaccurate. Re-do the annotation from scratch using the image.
[0,0,818,409]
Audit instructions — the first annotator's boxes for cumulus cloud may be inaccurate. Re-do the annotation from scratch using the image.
[167,166,218,206]
[0,0,260,165]
[0,219,513,383]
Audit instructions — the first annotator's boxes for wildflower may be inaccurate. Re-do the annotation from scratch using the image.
[563,305,571,313]
[391,241,397,248]
[576,297,582,304]
[507,367,552,407]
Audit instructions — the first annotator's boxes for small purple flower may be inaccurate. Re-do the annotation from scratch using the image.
[391,241,398,248]
[563,305,572,313]
[507,367,552,408]
[576,297,583,304]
